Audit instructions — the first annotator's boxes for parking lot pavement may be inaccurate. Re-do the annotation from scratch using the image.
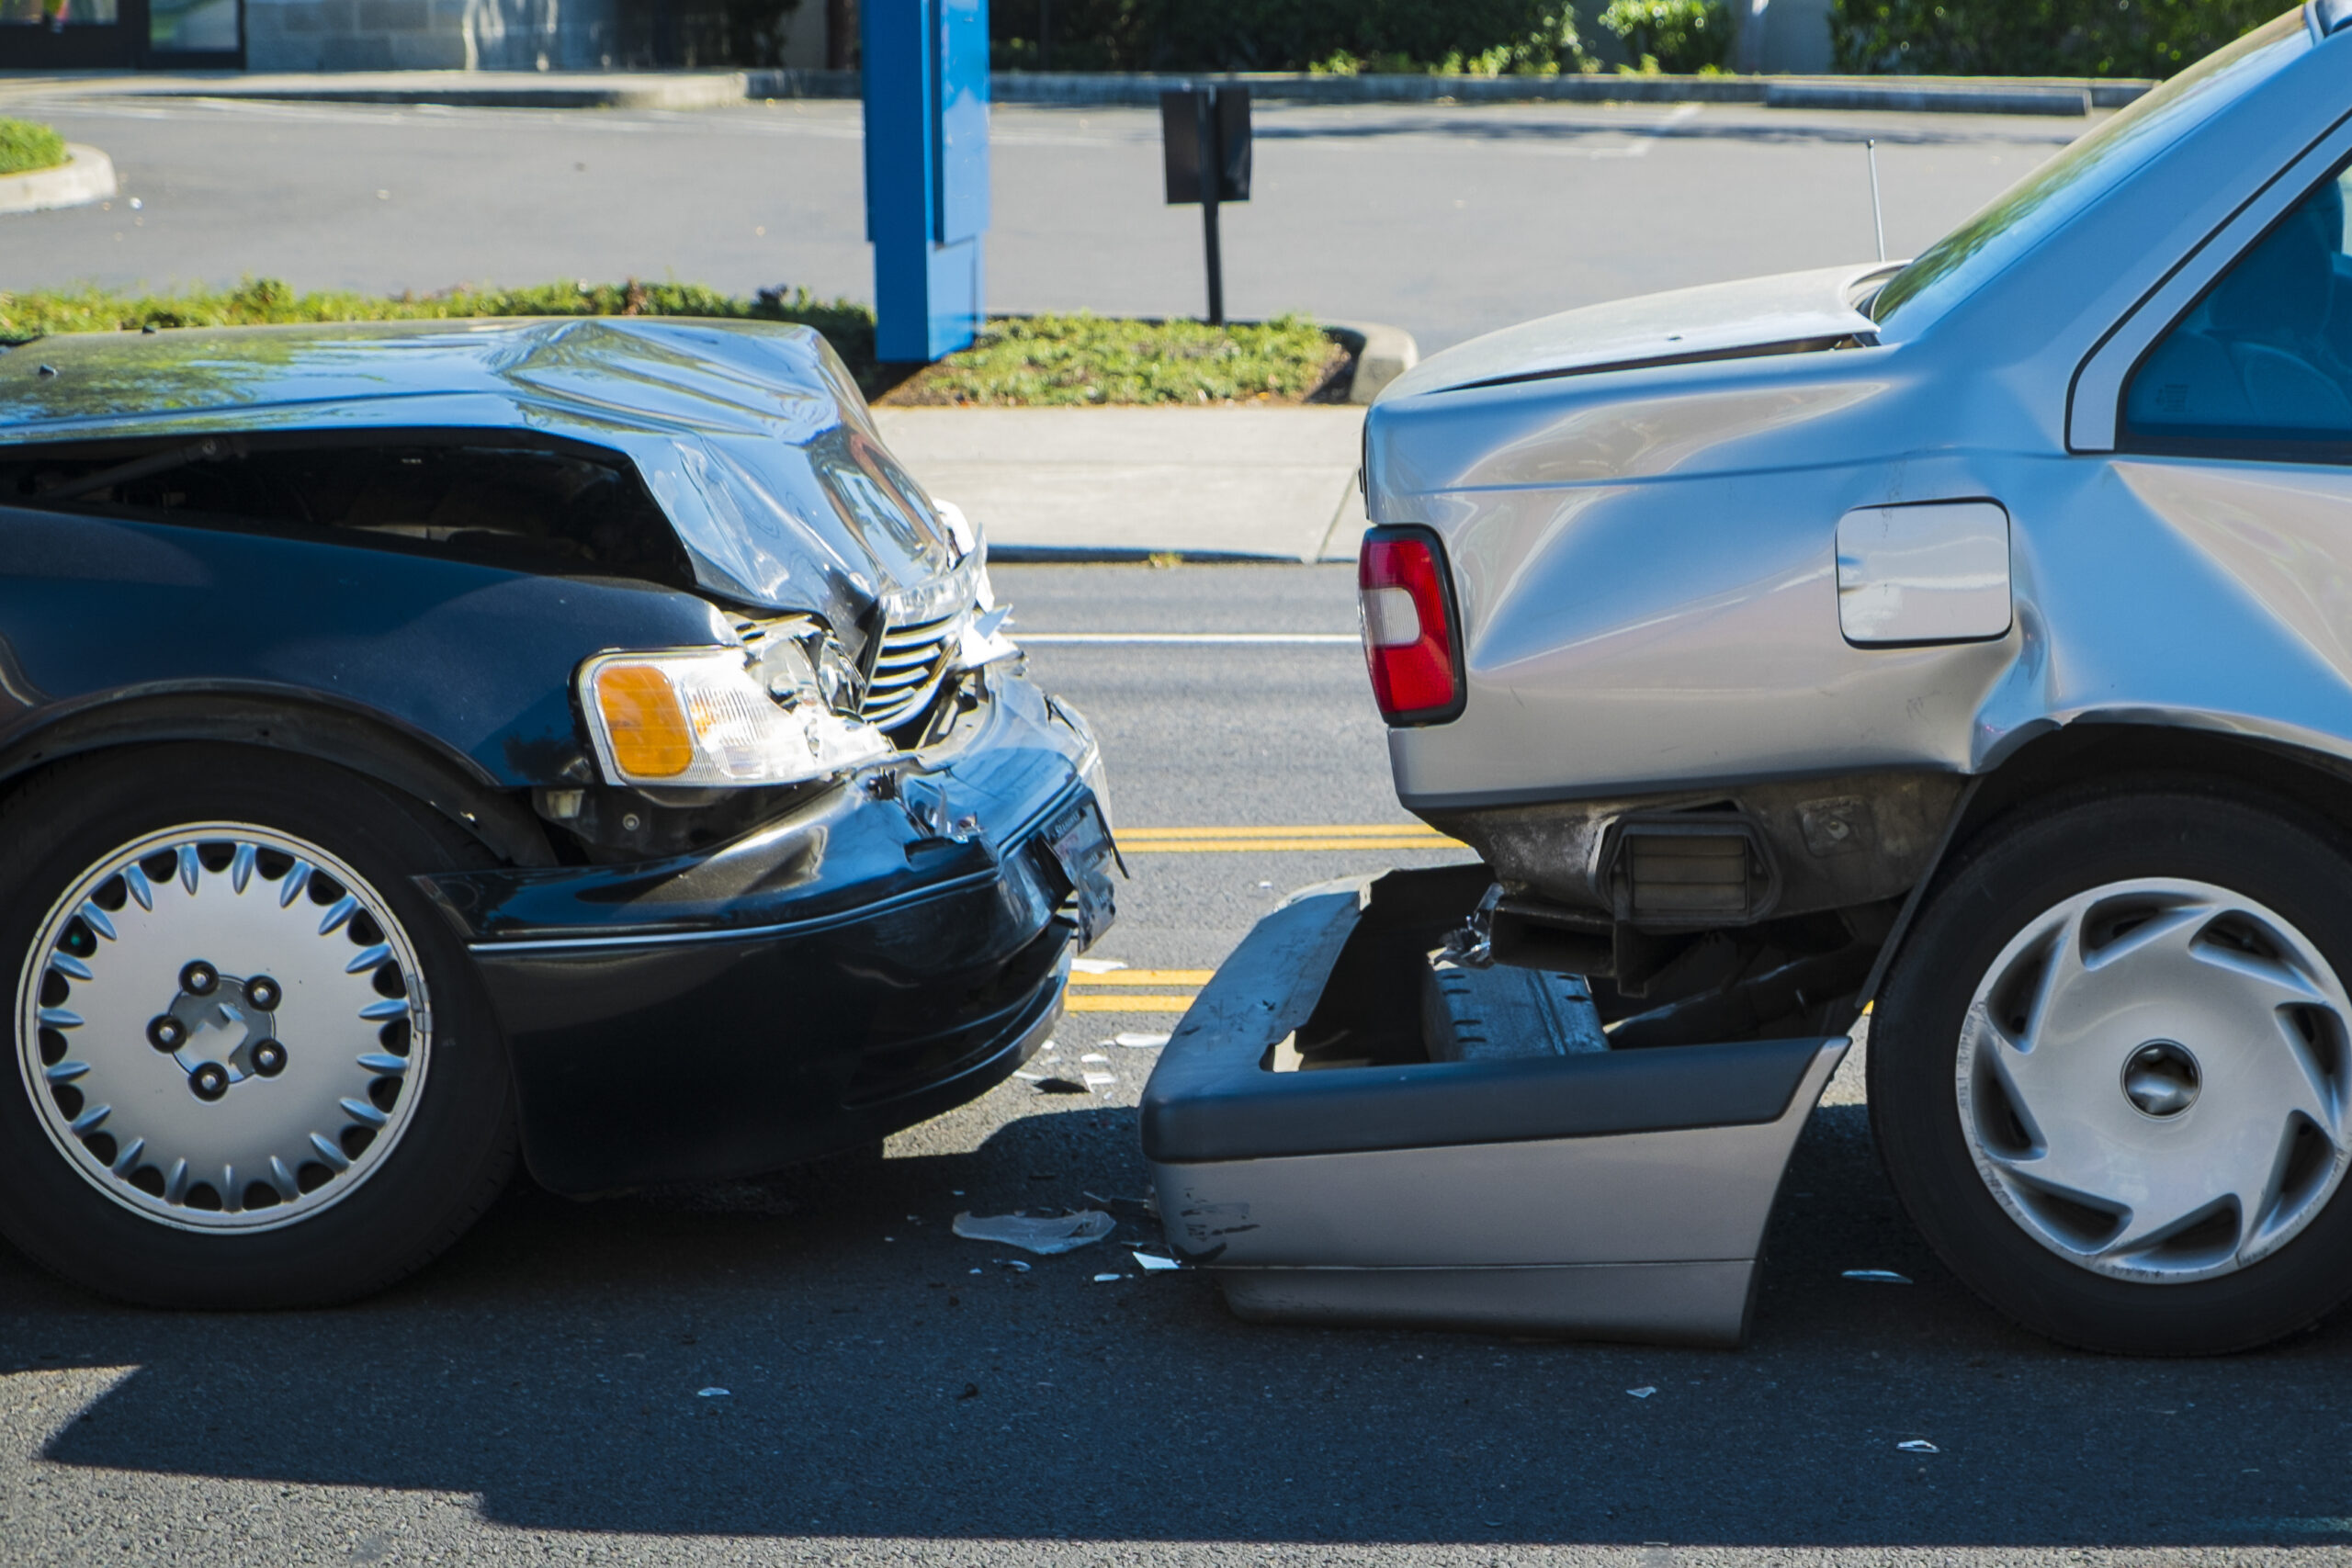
[0,95,2076,355]
[6,560,2352,1566]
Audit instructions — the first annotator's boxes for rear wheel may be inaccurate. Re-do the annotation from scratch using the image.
[1872,787,2352,1353]
[0,745,516,1307]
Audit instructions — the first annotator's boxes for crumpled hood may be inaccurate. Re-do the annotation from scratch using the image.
[1380,264,1888,400]
[0,317,975,634]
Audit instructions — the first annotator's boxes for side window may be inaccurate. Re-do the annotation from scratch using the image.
[2124,163,2352,451]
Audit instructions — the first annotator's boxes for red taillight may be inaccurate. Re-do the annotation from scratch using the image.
[1358,527,1463,725]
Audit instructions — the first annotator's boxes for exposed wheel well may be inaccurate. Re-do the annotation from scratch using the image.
[1861,722,2352,1011]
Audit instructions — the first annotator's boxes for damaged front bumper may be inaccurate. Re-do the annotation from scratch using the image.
[1138,866,1844,1348]
[422,672,1117,1195]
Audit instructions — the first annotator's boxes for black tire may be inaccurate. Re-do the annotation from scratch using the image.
[1872,783,2352,1354]
[0,743,516,1308]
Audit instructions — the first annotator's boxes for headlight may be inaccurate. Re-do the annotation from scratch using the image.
[580,647,891,788]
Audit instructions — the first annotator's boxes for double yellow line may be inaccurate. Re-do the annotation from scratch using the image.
[1065,968,1214,1013]
[1062,823,1467,1012]
[1118,823,1463,854]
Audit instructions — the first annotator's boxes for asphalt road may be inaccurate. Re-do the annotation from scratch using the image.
[0,95,2079,353]
[6,562,2352,1566]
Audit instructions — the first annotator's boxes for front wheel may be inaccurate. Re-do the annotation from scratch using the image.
[0,745,516,1308]
[1872,787,2352,1354]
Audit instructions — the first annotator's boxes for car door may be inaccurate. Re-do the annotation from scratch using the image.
[2052,126,2352,743]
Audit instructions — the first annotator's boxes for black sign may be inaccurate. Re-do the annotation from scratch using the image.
[1160,85,1251,205]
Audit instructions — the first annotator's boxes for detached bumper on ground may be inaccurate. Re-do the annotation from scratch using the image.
[423,674,1116,1195]
[1139,867,1844,1348]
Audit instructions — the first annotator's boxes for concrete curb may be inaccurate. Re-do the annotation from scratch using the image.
[82,70,756,111]
[973,69,2144,115]
[0,143,117,215]
[21,67,2150,118]
[1322,320,1419,405]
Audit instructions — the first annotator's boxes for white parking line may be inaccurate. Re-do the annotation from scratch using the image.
[1019,632,1359,645]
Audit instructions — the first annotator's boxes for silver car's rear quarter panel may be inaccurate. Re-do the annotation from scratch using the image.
[1367,30,2352,814]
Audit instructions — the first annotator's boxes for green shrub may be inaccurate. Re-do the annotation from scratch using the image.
[991,0,1591,74]
[884,311,1340,404]
[1599,0,1728,72]
[0,118,68,178]
[1830,0,2277,76]
[0,282,1340,405]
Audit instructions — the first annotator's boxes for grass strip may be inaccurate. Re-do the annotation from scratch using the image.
[0,279,1343,405]
[0,118,68,178]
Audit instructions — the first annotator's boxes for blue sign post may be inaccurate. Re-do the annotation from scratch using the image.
[863,0,990,363]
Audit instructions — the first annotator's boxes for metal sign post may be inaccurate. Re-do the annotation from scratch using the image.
[1160,85,1251,326]
[864,0,990,363]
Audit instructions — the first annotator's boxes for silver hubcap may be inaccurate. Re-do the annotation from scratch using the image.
[17,824,432,1233]
[1958,877,2352,1281]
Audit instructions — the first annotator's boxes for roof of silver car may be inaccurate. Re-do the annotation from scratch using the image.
[0,316,862,445]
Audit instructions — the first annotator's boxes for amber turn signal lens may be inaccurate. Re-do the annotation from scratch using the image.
[593,663,694,779]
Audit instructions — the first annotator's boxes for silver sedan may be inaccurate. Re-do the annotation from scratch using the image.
[1358,2,2352,1354]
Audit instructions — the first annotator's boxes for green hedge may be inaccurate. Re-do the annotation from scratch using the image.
[1600,0,1729,72]
[991,0,1589,74]
[0,280,1340,406]
[0,118,68,179]
[1830,0,2278,76]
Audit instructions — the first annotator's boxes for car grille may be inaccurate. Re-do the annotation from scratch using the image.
[860,611,960,730]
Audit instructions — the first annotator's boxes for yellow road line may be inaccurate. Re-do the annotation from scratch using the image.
[1065,994,1195,1012]
[1068,970,1216,987]
[1124,839,1455,853]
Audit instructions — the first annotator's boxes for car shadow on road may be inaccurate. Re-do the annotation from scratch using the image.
[11,1099,2352,1549]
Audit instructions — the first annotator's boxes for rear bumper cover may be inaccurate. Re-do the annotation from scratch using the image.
[423,672,1115,1195]
[1138,867,1844,1348]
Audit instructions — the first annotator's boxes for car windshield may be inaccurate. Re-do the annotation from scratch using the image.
[1870,11,2311,331]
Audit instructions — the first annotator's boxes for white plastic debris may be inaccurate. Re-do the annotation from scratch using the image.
[1082,1072,1116,1089]
[697,1387,730,1398]
[1081,1053,1110,1064]
[1070,958,1128,974]
[1115,1032,1170,1049]
[1842,1269,1913,1284]
[1626,1386,1657,1399]
[1133,1251,1180,1271]
[1897,1439,1939,1453]
[1092,1273,1121,1282]
[953,1210,1115,1255]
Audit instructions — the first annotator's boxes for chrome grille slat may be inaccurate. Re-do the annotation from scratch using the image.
[859,611,964,729]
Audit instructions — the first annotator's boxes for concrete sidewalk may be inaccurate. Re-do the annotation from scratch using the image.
[875,407,1370,563]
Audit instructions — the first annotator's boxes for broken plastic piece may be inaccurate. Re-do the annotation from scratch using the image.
[1092,1272,1121,1282]
[1082,1072,1116,1088]
[1115,1032,1170,1048]
[1897,1439,1939,1453]
[1842,1269,1913,1284]
[953,1210,1115,1255]
[1626,1386,1657,1399]
[1081,1053,1110,1063]
[696,1387,730,1398]
[1133,1251,1180,1271]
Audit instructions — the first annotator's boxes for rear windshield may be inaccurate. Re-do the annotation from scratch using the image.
[1870,13,2310,331]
